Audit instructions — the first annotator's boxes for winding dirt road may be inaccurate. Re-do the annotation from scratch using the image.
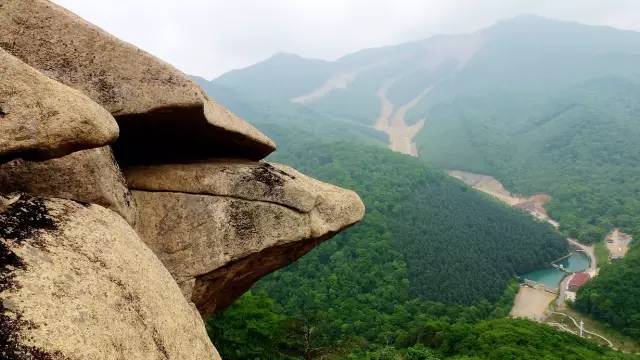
[448,170,558,227]
[552,312,614,348]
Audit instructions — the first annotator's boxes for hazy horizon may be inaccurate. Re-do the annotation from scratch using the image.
[52,1,640,79]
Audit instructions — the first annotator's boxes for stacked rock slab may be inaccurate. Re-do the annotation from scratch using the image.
[0,48,118,162]
[0,0,365,359]
[0,27,220,359]
[127,161,365,316]
[0,0,275,164]
[0,147,138,226]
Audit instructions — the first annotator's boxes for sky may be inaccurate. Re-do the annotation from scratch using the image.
[53,0,640,79]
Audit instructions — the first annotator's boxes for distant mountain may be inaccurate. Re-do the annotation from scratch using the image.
[214,52,334,101]
[208,15,640,124]
[196,15,640,344]
[198,15,640,242]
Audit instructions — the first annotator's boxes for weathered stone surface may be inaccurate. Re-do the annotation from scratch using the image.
[0,147,137,226]
[0,0,275,162]
[127,161,365,316]
[0,195,220,359]
[126,161,319,213]
[0,47,118,162]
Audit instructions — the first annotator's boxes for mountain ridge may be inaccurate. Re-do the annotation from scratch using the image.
[196,13,640,347]
[211,14,640,84]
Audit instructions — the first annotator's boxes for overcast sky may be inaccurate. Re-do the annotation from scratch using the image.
[52,0,640,79]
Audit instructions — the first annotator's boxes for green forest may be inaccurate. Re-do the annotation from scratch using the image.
[416,76,640,245]
[264,136,566,305]
[209,292,635,359]
[574,242,640,338]
[195,19,640,353]
[203,125,623,358]
[410,61,640,338]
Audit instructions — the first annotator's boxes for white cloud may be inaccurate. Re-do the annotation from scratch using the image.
[52,0,640,79]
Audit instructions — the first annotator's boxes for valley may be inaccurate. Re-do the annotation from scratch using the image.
[195,14,640,358]
[3,1,640,359]
[448,169,637,351]
[447,171,591,299]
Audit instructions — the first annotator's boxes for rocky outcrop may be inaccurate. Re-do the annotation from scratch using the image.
[127,161,365,316]
[0,48,118,162]
[125,161,342,214]
[0,0,275,163]
[0,195,220,360]
[0,1,365,358]
[0,147,137,225]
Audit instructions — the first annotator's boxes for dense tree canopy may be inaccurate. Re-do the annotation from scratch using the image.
[437,318,636,360]
[205,130,589,358]
[193,26,640,353]
[266,138,566,305]
[416,76,640,245]
[574,240,640,338]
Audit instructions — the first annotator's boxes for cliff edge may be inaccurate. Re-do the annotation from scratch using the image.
[0,1,364,359]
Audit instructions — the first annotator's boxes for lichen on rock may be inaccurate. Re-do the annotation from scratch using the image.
[0,195,56,293]
[0,195,65,360]
[0,196,220,360]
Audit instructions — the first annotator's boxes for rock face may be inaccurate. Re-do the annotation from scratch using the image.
[0,0,275,163]
[0,147,137,225]
[127,161,365,316]
[0,48,118,162]
[0,195,220,360]
[0,1,365,358]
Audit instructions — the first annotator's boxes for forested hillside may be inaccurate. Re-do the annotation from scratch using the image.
[196,113,582,357]
[209,294,635,359]
[204,131,631,358]
[201,15,640,337]
[417,75,640,243]
[209,15,640,245]
[574,242,640,338]
[264,140,565,304]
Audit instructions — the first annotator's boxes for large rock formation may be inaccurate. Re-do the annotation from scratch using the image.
[0,1,365,358]
[0,48,118,162]
[127,161,365,316]
[0,0,275,163]
[0,147,138,225]
[0,195,220,360]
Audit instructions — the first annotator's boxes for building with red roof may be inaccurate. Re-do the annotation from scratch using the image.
[568,272,590,291]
